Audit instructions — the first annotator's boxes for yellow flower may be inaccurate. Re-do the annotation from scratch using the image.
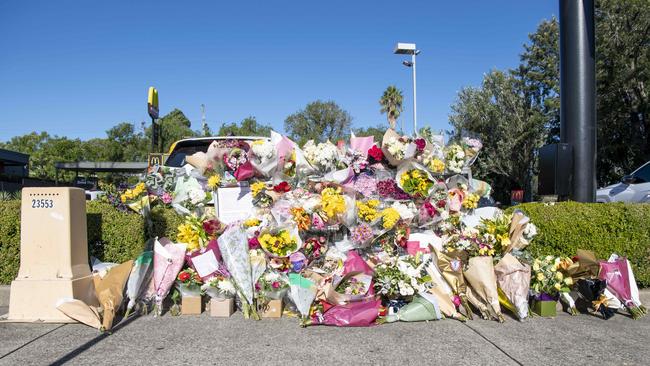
[356,200,379,222]
[243,218,260,228]
[429,158,445,173]
[555,272,564,281]
[177,223,200,252]
[321,187,346,219]
[251,182,266,197]
[564,277,573,286]
[536,272,545,281]
[554,283,562,291]
[207,175,221,190]
[411,169,421,179]
[380,207,400,230]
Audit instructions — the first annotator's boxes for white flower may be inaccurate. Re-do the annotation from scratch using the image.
[398,281,415,296]
[524,222,538,239]
[385,137,408,160]
[217,279,236,295]
[188,188,206,204]
[303,140,339,172]
[265,271,281,282]
[251,140,274,162]
[391,201,414,220]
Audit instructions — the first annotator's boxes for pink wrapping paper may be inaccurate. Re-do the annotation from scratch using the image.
[350,136,374,157]
[342,250,375,298]
[599,258,633,307]
[406,240,431,256]
[234,161,255,181]
[276,135,295,169]
[315,299,381,327]
[153,239,187,306]
[448,188,465,212]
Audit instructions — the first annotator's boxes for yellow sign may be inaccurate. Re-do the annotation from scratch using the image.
[148,153,168,170]
[148,87,159,119]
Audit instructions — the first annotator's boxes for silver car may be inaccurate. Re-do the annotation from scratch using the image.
[596,161,650,203]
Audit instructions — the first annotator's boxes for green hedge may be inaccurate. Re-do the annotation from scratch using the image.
[1,200,649,286]
[507,202,650,286]
[0,200,182,285]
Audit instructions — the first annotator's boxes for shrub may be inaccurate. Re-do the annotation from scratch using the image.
[507,202,650,286]
[0,200,182,285]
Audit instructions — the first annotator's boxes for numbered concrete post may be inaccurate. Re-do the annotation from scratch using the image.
[8,187,98,322]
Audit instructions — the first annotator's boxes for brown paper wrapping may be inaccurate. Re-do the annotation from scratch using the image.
[434,248,472,319]
[56,299,103,329]
[507,211,529,253]
[464,256,504,322]
[323,271,373,305]
[494,253,531,320]
[567,249,600,281]
[381,128,406,167]
[94,260,134,330]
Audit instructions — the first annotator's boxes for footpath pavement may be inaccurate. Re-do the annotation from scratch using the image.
[0,290,648,366]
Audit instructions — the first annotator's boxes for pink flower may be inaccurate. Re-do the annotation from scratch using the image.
[367,145,384,162]
[248,237,261,250]
[203,219,223,236]
[161,192,173,204]
[272,281,280,289]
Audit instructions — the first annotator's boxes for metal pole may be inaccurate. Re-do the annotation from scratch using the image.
[412,53,417,136]
[559,0,596,202]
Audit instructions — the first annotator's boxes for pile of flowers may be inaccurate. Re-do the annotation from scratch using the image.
[95,126,645,330]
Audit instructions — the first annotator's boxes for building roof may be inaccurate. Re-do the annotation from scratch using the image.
[0,149,29,166]
[54,161,148,172]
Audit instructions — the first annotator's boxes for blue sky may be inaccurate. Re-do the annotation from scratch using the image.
[0,1,557,141]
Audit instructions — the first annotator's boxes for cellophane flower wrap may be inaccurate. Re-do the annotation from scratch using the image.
[201,274,236,300]
[288,273,318,323]
[494,253,531,320]
[176,268,203,298]
[303,140,341,174]
[249,139,277,178]
[396,161,435,199]
[434,248,473,320]
[124,251,154,317]
[152,238,187,315]
[599,257,645,319]
[217,224,260,320]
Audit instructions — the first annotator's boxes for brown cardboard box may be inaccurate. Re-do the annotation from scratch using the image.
[261,299,283,318]
[181,296,202,315]
[209,298,234,317]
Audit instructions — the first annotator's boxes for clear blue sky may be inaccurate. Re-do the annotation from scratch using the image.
[0,0,557,141]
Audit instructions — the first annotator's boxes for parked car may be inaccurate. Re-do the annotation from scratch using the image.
[164,136,267,169]
[85,190,105,201]
[596,161,650,203]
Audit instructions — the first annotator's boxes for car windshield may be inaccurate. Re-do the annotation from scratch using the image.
[165,138,262,168]
[633,162,650,183]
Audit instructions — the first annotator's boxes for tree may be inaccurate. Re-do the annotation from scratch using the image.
[217,116,272,137]
[146,108,197,152]
[284,100,352,145]
[379,86,404,130]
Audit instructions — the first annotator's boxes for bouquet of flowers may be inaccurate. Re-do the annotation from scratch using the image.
[444,144,465,174]
[356,199,380,223]
[319,187,347,223]
[303,140,341,174]
[256,270,289,310]
[423,154,446,175]
[152,238,187,315]
[217,224,260,320]
[120,182,151,216]
[288,273,318,323]
[249,139,277,178]
[258,227,300,258]
[397,166,434,199]
[461,136,482,167]
[172,174,212,215]
[381,129,411,166]
[202,274,236,300]
[124,251,154,317]
[376,178,411,200]
[301,236,328,263]
[350,224,374,248]
[576,278,616,319]
[599,257,646,319]
[176,268,203,297]
[531,255,576,314]
[176,214,212,253]
[476,213,514,258]
[434,248,473,319]
[373,259,415,300]
[494,253,531,320]
[464,256,505,322]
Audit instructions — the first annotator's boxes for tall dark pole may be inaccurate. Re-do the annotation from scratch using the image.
[559,0,596,202]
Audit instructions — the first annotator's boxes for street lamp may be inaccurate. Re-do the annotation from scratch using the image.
[394,42,420,136]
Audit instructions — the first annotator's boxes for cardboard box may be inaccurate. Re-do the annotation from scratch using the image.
[533,300,557,317]
[181,296,202,315]
[261,299,283,318]
[210,298,234,317]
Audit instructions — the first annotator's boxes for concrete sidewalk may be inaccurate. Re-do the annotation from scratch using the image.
[0,290,648,365]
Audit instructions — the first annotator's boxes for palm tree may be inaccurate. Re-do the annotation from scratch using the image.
[379,86,404,130]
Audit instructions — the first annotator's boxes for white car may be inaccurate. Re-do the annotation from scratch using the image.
[596,161,650,203]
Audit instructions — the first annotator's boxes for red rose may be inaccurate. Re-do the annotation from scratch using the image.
[273,181,291,193]
[368,145,384,162]
[272,281,280,289]
[248,237,260,250]
[203,219,223,236]
[414,138,426,151]
[178,271,190,282]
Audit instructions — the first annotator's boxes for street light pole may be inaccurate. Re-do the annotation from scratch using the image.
[411,52,417,136]
[394,43,419,136]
